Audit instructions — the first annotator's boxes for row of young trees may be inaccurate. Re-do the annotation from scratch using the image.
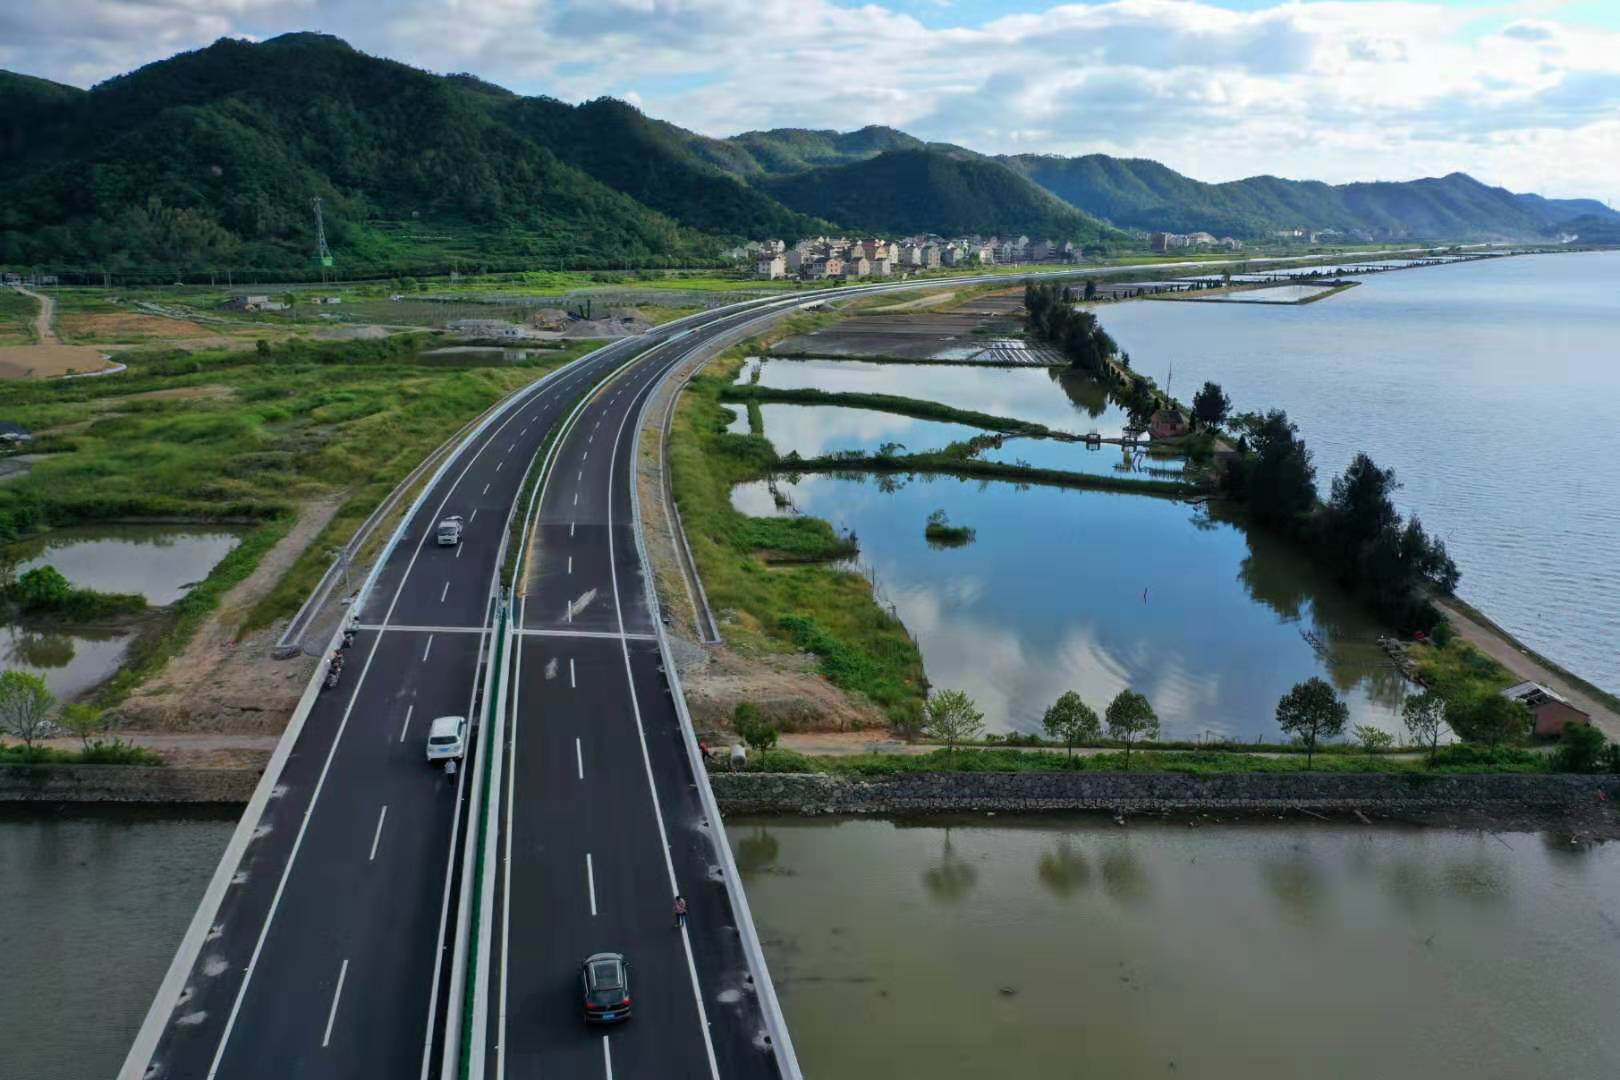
[1024,281,1120,377]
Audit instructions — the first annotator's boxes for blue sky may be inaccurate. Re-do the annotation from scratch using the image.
[4,0,1618,199]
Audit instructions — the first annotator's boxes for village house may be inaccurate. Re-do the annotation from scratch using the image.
[921,244,942,268]
[755,253,786,279]
[844,254,871,278]
[1501,682,1592,739]
[1148,407,1191,440]
[871,256,894,276]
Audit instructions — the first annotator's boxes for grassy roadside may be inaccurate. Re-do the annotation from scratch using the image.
[739,744,1561,777]
[1440,595,1620,716]
[671,325,927,729]
[0,289,39,346]
[0,334,604,701]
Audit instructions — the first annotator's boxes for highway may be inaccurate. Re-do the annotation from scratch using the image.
[121,329,673,1080]
[128,250,1383,1080]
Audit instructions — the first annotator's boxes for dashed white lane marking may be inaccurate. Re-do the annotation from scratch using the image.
[483,483,490,495]
[440,582,449,603]
[577,470,582,484]
[369,805,388,862]
[469,509,478,522]
[569,657,576,688]
[583,451,588,461]
[508,443,515,453]
[586,853,598,917]
[399,704,414,743]
[570,521,575,537]
[422,635,434,662]
[567,556,572,575]
[496,461,503,472]
[576,738,584,780]
[573,492,578,506]
[321,959,349,1049]
[456,543,465,560]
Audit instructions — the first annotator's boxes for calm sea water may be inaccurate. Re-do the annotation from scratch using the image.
[1098,251,1620,694]
[0,807,235,1080]
[732,817,1620,1080]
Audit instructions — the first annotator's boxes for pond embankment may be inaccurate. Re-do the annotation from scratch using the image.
[0,763,258,803]
[712,770,1620,833]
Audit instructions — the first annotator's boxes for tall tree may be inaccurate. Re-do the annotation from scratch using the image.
[1401,690,1448,764]
[1104,690,1159,767]
[1042,691,1101,759]
[0,671,57,749]
[1274,677,1348,768]
[1191,381,1230,429]
[924,689,985,760]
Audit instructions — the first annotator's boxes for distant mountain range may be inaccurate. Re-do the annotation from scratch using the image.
[2,34,1615,276]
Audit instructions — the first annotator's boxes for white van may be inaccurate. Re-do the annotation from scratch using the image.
[437,515,464,546]
[426,715,467,763]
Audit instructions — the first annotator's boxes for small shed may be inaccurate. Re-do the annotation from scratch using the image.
[1148,408,1190,441]
[1501,681,1591,739]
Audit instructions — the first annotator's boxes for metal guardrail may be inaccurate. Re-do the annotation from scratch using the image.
[628,315,807,1080]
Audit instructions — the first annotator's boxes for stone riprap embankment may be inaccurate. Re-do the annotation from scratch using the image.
[0,764,258,803]
[710,770,1619,816]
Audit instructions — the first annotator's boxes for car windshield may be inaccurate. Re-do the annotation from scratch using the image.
[590,962,622,990]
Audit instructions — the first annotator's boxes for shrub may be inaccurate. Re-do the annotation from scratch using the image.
[1553,723,1609,773]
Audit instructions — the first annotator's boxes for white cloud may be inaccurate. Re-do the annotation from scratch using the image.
[4,0,1619,198]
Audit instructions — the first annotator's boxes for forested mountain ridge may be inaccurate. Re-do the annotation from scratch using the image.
[3,33,1612,276]
[759,149,1124,242]
[1001,155,1619,240]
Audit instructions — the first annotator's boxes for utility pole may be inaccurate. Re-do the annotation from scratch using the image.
[312,196,333,283]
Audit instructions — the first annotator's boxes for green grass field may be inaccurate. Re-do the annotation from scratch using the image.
[0,289,38,346]
[0,334,606,698]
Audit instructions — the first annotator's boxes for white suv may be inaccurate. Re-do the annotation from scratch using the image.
[425,715,467,763]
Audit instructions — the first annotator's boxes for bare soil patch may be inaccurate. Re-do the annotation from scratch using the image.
[60,311,211,341]
[0,343,116,379]
[115,494,345,736]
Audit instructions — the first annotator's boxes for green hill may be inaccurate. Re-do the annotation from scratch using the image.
[1002,155,1618,241]
[693,126,928,178]
[760,149,1125,242]
[0,34,717,276]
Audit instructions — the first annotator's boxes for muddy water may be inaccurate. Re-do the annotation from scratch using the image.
[732,472,1405,740]
[731,816,1620,1080]
[742,358,1136,436]
[12,524,245,605]
[0,806,235,1080]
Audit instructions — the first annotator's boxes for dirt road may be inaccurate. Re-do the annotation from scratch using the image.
[1438,599,1618,738]
[17,285,57,344]
[1,286,117,379]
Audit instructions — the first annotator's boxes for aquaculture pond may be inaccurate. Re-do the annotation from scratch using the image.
[12,524,246,605]
[731,472,1406,740]
[739,357,1135,437]
[3,525,247,698]
[731,816,1620,1080]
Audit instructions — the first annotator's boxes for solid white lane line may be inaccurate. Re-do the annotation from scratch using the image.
[576,737,584,780]
[483,483,491,495]
[399,704,414,743]
[369,806,388,862]
[570,657,576,688]
[496,630,523,1080]
[603,1035,613,1079]
[422,635,434,662]
[586,853,598,917]
[602,365,723,1079]
[440,582,449,603]
[567,556,572,575]
[322,959,349,1049]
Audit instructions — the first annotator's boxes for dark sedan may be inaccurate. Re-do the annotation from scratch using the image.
[581,952,632,1024]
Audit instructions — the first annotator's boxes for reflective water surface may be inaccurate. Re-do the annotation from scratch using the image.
[0,623,131,699]
[0,806,235,1080]
[743,358,1136,436]
[11,524,246,605]
[1099,251,1620,694]
[731,816,1620,1080]
[732,472,1405,739]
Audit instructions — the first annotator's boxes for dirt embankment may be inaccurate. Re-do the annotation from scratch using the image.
[115,495,345,749]
[635,351,887,736]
